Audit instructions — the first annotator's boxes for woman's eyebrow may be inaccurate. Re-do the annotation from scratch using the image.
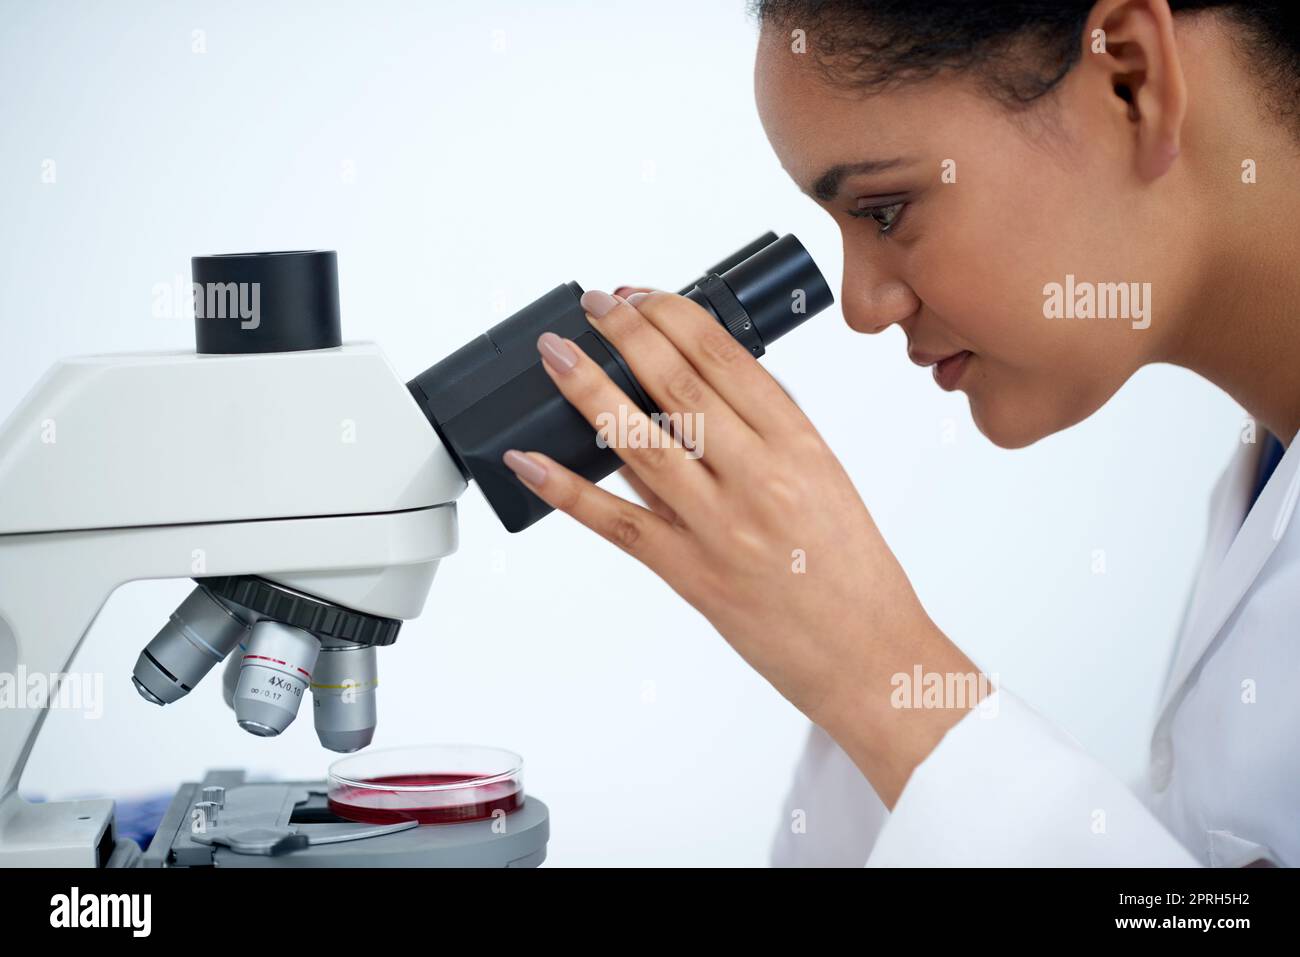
[810,157,911,201]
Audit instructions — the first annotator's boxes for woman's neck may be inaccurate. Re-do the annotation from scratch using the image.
[1163,121,1300,447]
[1178,233,1300,447]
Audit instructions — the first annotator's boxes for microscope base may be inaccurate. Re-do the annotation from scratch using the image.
[0,793,116,867]
[139,770,549,868]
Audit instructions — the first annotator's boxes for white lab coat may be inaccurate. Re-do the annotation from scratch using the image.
[771,428,1300,867]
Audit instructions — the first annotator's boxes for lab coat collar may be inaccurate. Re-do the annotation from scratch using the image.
[1155,425,1300,725]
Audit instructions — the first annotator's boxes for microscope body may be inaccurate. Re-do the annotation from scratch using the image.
[0,235,831,867]
[0,342,466,865]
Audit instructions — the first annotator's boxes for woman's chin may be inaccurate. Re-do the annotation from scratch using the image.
[969,399,1054,450]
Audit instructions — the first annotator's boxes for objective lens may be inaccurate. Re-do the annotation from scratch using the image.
[232,620,321,737]
[132,586,251,706]
[221,641,243,711]
[311,639,379,753]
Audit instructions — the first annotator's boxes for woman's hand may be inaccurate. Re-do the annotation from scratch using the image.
[501,288,983,806]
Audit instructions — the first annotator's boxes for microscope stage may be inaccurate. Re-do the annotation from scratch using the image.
[140,770,549,868]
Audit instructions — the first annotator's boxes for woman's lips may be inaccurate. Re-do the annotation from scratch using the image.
[933,350,972,391]
[908,348,974,391]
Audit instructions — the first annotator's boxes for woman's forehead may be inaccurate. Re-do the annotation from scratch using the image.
[755,33,952,192]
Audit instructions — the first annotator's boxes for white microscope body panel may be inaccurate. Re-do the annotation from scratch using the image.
[0,344,467,866]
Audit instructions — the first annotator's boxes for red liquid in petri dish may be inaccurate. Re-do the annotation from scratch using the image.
[328,772,524,825]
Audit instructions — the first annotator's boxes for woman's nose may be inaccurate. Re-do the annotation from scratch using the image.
[839,255,919,335]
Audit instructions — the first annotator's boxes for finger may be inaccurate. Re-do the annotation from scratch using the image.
[503,449,690,574]
[618,465,681,526]
[578,289,761,467]
[613,285,656,299]
[536,329,716,525]
[626,290,811,438]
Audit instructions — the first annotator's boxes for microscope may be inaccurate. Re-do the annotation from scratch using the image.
[0,234,833,867]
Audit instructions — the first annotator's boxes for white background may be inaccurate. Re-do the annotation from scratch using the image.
[0,0,1245,865]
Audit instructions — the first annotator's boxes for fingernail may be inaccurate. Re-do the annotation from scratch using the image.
[503,449,548,486]
[580,289,620,318]
[537,331,578,373]
[627,292,649,306]
[613,286,636,299]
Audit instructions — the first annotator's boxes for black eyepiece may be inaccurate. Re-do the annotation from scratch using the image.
[408,233,835,532]
[709,234,834,350]
[191,250,341,355]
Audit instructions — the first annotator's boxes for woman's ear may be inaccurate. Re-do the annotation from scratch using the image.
[1080,0,1187,180]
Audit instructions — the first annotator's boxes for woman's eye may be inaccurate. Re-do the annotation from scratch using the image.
[850,200,906,236]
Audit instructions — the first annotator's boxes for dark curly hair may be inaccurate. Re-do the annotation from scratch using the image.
[752,1,1300,124]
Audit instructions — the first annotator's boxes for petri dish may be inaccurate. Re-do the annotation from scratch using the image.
[327,745,525,826]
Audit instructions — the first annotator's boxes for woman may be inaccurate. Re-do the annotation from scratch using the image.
[501,0,1300,866]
